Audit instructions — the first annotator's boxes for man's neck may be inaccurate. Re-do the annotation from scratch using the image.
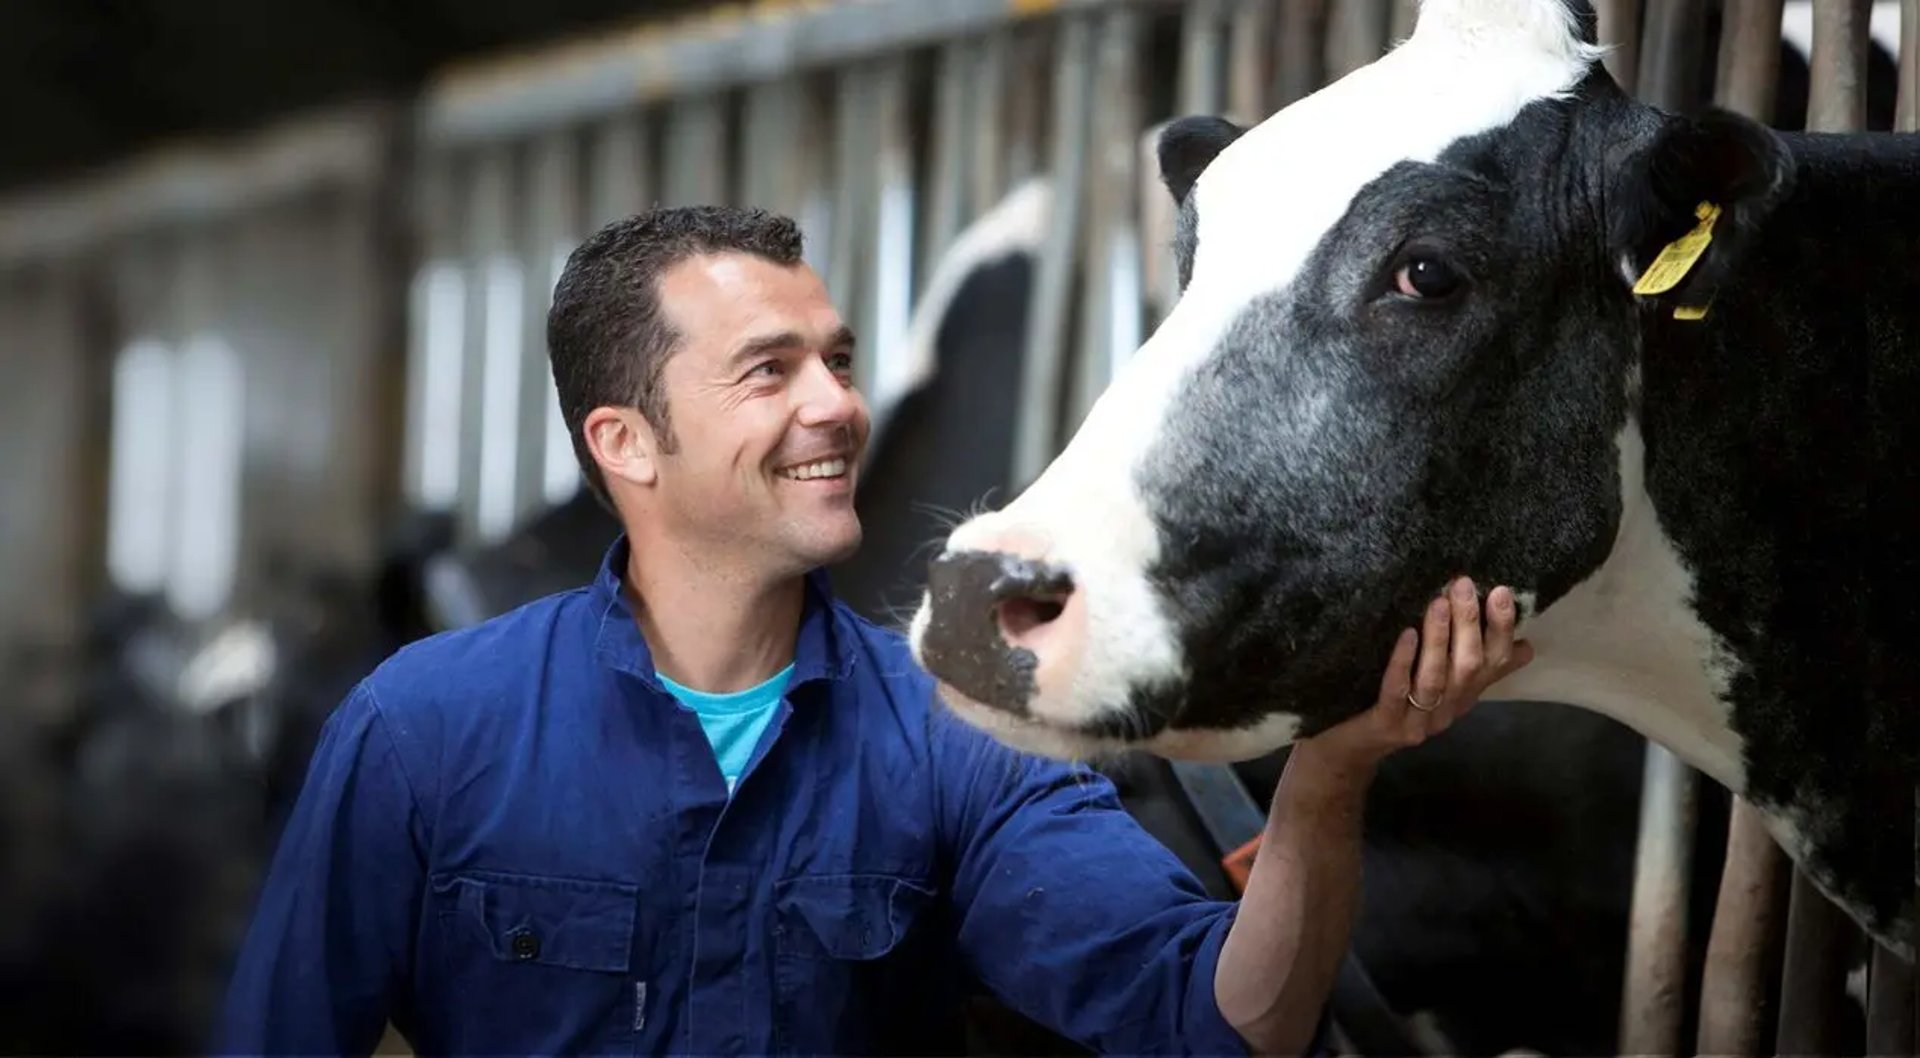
[624,541,804,693]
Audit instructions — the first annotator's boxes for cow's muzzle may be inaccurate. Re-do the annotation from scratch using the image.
[918,548,1078,714]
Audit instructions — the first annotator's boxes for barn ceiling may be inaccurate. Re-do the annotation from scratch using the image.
[0,0,716,196]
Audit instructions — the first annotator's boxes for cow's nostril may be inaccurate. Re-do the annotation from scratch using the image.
[996,593,1067,641]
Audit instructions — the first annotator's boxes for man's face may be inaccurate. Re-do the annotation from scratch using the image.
[648,253,869,575]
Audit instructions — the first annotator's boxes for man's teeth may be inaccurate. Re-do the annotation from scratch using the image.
[778,458,847,481]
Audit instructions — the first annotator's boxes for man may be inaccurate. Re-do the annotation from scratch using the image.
[213,205,1531,1056]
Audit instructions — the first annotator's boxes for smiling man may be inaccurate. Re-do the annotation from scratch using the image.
[211,205,1530,1057]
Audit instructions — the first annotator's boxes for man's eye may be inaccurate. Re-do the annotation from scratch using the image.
[828,352,854,373]
[749,360,783,378]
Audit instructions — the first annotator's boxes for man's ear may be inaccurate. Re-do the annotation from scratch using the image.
[1609,107,1795,316]
[582,406,659,491]
[1157,115,1248,206]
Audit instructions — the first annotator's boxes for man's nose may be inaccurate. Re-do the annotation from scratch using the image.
[917,543,1078,715]
[794,358,861,427]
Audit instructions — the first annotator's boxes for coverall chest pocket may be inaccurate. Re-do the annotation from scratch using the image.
[430,870,641,1056]
[770,873,938,1052]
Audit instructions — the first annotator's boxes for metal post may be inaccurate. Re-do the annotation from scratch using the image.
[1716,0,1786,122]
[1635,0,1709,112]
[919,39,975,293]
[520,130,581,513]
[1596,0,1644,94]
[1696,799,1790,1056]
[1228,0,1277,126]
[1807,0,1874,132]
[1390,0,1419,46]
[1899,0,1920,132]
[865,55,918,427]
[1178,0,1229,118]
[1068,8,1145,431]
[460,147,518,545]
[1866,941,1916,1056]
[1274,0,1328,109]
[1013,13,1094,487]
[827,63,879,398]
[661,94,729,208]
[969,31,1012,218]
[1137,120,1179,329]
[1326,0,1391,82]
[584,112,652,228]
[1619,743,1699,1056]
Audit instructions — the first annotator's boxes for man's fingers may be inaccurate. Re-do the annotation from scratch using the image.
[1378,627,1419,705]
[1412,595,1451,711]
[1483,585,1517,671]
[1447,577,1483,698]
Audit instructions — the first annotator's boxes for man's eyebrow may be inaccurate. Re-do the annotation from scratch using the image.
[726,325,857,369]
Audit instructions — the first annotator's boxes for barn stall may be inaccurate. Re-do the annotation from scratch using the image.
[0,0,1912,1053]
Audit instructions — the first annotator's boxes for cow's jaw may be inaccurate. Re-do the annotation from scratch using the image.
[908,0,1604,759]
[1487,416,1748,793]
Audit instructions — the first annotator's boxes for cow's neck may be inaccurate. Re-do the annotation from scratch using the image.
[1489,418,1746,794]
[1504,133,1920,956]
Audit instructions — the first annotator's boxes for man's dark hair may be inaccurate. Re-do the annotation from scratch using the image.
[547,204,806,508]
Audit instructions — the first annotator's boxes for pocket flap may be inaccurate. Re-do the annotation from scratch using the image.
[438,870,638,973]
[774,874,935,960]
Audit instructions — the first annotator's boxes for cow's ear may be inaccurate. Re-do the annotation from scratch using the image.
[1158,115,1248,206]
[1609,107,1794,316]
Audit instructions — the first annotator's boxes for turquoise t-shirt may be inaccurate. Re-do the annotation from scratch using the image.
[656,663,793,795]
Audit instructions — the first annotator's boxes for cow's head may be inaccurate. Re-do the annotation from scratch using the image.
[906,0,1795,762]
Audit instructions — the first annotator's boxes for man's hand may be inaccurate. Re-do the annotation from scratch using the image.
[1297,576,1535,777]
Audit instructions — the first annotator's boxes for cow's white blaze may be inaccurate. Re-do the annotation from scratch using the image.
[917,0,1605,753]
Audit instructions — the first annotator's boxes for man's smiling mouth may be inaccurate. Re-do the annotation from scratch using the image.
[775,457,848,481]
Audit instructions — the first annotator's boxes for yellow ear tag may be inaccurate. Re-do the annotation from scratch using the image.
[1672,300,1711,321]
[1632,201,1722,296]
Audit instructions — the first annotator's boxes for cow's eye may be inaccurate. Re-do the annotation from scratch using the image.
[1393,256,1464,300]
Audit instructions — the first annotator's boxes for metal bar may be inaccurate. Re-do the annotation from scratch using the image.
[919,39,975,291]
[1866,942,1915,1055]
[1635,0,1709,111]
[1716,0,1786,123]
[420,0,1169,149]
[1326,0,1392,82]
[1695,798,1790,1057]
[1137,120,1179,327]
[827,63,880,398]
[1596,0,1644,94]
[738,79,794,214]
[969,31,1012,218]
[865,55,918,430]
[1168,761,1266,855]
[584,112,652,229]
[1897,0,1920,131]
[1178,0,1229,116]
[661,95,730,208]
[1776,871,1856,1055]
[1807,0,1874,131]
[1013,14,1096,487]
[1390,0,1419,45]
[1068,8,1145,430]
[1618,742,1699,1057]
[1274,0,1328,108]
[459,148,515,544]
[519,131,580,516]
[1228,0,1277,124]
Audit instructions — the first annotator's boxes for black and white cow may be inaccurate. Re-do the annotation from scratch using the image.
[908,0,1918,959]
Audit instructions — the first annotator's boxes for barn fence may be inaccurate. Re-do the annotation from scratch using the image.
[0,0,1913,1053]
